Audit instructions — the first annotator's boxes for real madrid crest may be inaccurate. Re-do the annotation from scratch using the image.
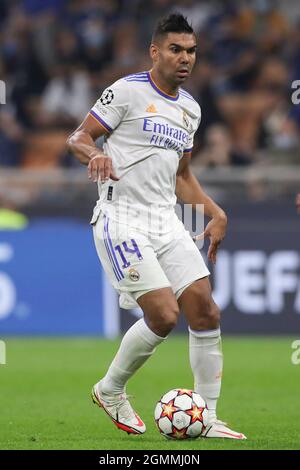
[182,111,190,129]
[128,268,140,282]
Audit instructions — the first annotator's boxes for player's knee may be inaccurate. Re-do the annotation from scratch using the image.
[148,305,179,337]
[211,302,221,327]
[203,302,220,329]
[162,308,179,331]
[191,301,220,331]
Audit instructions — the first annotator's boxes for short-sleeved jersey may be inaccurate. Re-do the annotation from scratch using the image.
[90,70,201,234]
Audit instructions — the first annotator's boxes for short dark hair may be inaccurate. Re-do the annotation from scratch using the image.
[152,13,194,42]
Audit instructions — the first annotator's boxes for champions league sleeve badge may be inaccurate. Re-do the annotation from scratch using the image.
[100,88,114,105]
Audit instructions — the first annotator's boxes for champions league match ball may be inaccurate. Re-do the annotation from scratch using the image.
[154,388,209,440]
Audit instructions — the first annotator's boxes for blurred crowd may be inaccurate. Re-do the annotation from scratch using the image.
[0,0,300,170]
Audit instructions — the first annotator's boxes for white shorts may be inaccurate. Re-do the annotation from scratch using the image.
[92,211,210,309]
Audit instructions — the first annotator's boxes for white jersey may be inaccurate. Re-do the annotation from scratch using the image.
[90,70,201,235]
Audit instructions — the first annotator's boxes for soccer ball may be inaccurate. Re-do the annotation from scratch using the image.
[154,388,208,440]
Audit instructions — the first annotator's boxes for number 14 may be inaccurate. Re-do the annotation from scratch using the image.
[114,239,143,268]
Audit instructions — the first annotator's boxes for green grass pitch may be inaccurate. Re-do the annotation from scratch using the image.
[0,336,299,450]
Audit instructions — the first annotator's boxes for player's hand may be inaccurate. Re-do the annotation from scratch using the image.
[88,154,119,183]
[193,213,227,264]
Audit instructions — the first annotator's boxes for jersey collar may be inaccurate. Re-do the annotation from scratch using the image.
[147,71,179,102]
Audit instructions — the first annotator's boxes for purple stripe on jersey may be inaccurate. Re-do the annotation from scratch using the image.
[103,217,121,281]
[90,110,113,132]
[104,230,122,282]
[103,220,121,281]
[104,233,121,281]
[180,89,194,98]
[124,78,149,82]
[125,76,149,81]
[125,75,148,79]
[147,72,179,102]
[125,72,147,79]
[179,92,194,99]
[183,147,193,153]
[179,91,197,102]
[104,215,124,280]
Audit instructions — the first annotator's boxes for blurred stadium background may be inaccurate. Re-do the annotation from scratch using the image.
[0,0,299,337]
[1,0,300,452]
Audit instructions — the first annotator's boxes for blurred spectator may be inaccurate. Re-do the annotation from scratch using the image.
[185,62,223,148]
[204,5,259,94]
[112,20,140,68]
[21,0,63,16]
[0,109,24,166]
[290,20,300,82]
[192,124,252,167]
[52,27,81,69]
[0,1,10,27]
[2,8,48,127]
[172,0,214,34]
[38,61,92,129]
[79,16,112,72]
[135,0,174,44]
[238,0,289,54]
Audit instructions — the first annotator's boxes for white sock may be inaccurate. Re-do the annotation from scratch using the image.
[100,318,166,394]
[189,327,223,422]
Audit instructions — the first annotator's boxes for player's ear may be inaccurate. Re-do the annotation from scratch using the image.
[150,43,159,63]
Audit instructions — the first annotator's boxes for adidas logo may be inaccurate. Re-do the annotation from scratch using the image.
[146,104,157,113]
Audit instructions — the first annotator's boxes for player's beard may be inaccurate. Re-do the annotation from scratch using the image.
[162,69,189,88]
[171,72,190,87]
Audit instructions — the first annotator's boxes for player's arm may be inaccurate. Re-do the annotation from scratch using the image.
[176,152,227,263]
[66,113,119,182]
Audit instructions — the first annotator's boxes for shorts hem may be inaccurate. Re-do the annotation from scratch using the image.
[175,272,210,299]
[133,284,171,302]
